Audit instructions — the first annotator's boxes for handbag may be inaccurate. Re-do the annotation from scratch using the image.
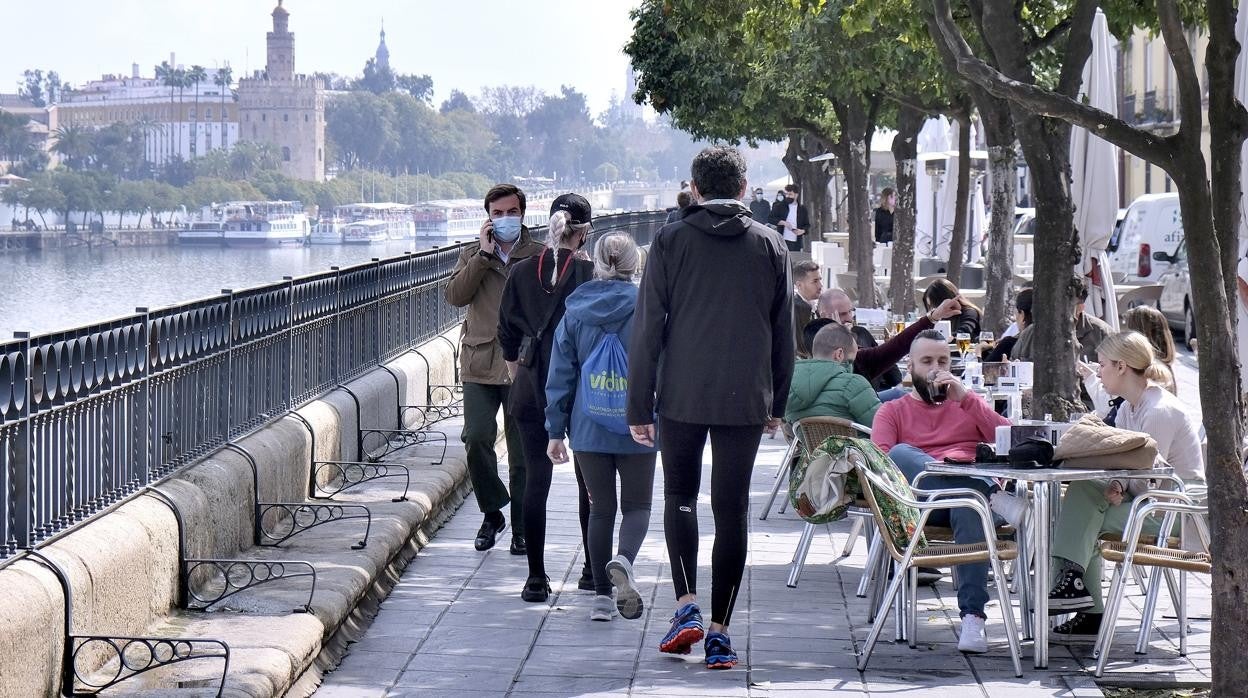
[789,438,855,524]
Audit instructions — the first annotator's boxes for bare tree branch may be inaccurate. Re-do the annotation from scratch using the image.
[1055,0,1100,99]
[928,0,1174,168]
[1027,18,1074,55]
[1156,0,1204,149]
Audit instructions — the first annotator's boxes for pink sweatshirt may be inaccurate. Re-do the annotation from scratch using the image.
[872,392,1010,462]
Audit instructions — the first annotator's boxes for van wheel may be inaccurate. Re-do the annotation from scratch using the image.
[1183,303,1196,348]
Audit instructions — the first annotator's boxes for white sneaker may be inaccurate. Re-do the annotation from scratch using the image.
[590,594,616,622]
[990,491,1028,529]
[606,555,645,620]
[958,614,988,654]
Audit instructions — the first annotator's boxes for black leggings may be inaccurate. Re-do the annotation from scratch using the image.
[659,416,764,627]
[518,416,590,580]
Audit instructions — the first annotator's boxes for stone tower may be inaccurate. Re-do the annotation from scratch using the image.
[237,0,326,181]
[376,21,390,71]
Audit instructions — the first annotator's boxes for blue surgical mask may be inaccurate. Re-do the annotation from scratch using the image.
[491,215,522,243]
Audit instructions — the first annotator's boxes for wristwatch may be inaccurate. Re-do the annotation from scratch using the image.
[477,248,493,260]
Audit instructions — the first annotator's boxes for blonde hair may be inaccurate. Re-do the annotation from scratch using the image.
[545,210,591,284]
[593,232,639,281]
[1097,331,1172,387]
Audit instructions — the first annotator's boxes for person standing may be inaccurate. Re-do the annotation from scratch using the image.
[768,184,809,253]
[749,187,772,223]
[874,187,896,244]
[498,194,596,603]
[546,233,657,623]
[628,146,794,669]
[792,259,823,358]
[445,184,545,555]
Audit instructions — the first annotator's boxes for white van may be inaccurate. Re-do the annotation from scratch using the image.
[1109,193,1183,283]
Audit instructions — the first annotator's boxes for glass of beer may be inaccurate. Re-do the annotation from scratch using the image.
[891,315,906,336]
[980,331,995,345]
[955,332,972,357]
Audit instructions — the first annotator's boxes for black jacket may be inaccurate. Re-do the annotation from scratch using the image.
[768,199,809,235]
[874,207,894,244]
[749,198,772,223]
[498,248,594,422]
[627,201,795,426]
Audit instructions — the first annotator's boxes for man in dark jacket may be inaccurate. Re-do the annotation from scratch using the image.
[768,183,809,252]
[627,146,793,670]
[749,187,772,222]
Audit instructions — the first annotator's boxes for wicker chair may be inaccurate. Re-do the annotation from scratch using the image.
[1092,490,1211,677]
[848,439,1023,676]
[774,417,874,588]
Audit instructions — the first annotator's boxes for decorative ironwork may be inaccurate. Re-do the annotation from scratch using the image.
[256,502,371,549]
[359,427,447,464]
[0,212,665,559]
[184,558,316,612]
[313,460,410,501]
[66,635,229,696]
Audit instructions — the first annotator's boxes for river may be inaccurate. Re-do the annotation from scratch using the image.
[0,240,458,338]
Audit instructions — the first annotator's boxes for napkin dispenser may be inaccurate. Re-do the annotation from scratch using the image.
[994,421,1076,455]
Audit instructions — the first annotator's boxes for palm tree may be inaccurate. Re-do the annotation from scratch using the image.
[155,62,176,164]
[51,124,93,170]
[187,65,206,157]
[173,68,188,158]
[213,66,233,152]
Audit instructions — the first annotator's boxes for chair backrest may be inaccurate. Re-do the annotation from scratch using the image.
[1116,284,1163,316]
[841,438,927,560]
[794,416,870,454]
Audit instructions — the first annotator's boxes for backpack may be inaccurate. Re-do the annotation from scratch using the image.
[788,436,858,524]
[578,330,631,434]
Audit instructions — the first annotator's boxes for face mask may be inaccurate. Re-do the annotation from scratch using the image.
[776,194,785,202]
[491,215,522,243]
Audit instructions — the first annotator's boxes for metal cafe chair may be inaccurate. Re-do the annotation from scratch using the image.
[779,417,875,588]
[1092,490,1211,678]
[848,439,1024,677]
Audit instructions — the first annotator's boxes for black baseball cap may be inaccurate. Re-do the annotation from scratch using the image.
[550,193,592,225]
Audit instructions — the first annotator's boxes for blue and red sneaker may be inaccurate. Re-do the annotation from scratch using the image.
[658,602,704,655]
[704,630,738,669]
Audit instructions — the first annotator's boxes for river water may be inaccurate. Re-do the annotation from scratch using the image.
[0,240,457,338]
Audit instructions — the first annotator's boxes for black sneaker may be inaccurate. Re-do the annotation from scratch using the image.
[1052,612,1102,644]
[578,567,595,591]
[1048,569,1094,614]
[474,515,506,551]
[521,575,550,602]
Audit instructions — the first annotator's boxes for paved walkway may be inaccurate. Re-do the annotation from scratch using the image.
[317,392,1211,697]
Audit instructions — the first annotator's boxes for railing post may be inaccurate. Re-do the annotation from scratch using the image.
[283,277,295,411]
[220,291,235,440]
[329,268,342,384]
[9,332,32,552]
[133,309,152,489]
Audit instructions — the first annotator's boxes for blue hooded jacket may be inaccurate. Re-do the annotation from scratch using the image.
[545,280,657,454]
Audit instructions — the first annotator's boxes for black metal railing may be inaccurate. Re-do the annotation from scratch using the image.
[0,211,665,559]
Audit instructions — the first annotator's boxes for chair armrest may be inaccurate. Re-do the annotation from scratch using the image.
[1121,500,1209,554]
[912,486,992,510]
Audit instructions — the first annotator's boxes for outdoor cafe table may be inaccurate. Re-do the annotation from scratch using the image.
[923,462,1173,669]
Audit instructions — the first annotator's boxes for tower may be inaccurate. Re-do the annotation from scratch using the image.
[266,0,294,81]
[376,21,390,71]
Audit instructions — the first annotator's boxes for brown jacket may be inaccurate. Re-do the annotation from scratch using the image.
[444,230,546,384]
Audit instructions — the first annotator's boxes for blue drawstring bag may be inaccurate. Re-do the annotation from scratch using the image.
[578,331,631,434]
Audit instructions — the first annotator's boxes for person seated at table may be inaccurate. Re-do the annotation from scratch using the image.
[1076,306,1178,422]
[871,330,1011,655]
[923,278,981,340]
[1043,331,1204,644]
[983,288,1032,362]
[786,323,881,426]
[792,260,823,359]
[818,288,962,396]
[1073,278,1113,363]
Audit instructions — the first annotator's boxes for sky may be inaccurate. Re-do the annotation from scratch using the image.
[0,0,643,115]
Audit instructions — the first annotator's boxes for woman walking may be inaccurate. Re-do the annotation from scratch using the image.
[546,233,657,622]
[498,194,595,602]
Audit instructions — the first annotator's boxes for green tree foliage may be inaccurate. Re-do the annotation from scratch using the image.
[17,69,64,107]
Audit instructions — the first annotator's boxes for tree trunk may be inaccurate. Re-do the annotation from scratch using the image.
[782,131,832,250]
[829,98,877,305]
[946,113,972,284]
[890,103,925,316]
[834,173,848,232]
[977,91,1018,334]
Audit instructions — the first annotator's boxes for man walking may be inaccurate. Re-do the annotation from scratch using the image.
[445,184,545,554]
[628,146,794,669]
[768,183,809,252]
[749,187,772,223]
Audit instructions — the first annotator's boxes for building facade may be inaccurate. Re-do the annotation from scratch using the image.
[1116,28,1211,205]
[236,0,325,181]
[54,65,238,166]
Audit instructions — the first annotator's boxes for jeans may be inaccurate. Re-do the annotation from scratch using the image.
[876,387,908,403]
[888,443,995,618]
[461,382,527,534]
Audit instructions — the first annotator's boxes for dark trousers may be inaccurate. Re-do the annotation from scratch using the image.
[659,416,764,627]
[517,416,590,580]
[578,451,657,596]
[461,381,527,535]
[785,239,802,252]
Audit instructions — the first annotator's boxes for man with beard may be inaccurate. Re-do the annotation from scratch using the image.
[869,329,1010,655]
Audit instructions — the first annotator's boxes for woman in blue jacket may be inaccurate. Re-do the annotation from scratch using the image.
[546,233,658,623]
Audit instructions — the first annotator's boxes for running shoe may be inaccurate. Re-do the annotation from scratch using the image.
[590,594,616,622]
[606,555,644,620]
[658,602,704,655]
[704,631,738,669]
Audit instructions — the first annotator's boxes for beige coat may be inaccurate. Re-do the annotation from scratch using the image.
[444,231,546,384]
